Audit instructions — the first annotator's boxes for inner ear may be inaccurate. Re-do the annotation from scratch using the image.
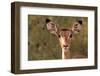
[74,24,78,27]
[46,19,60,37]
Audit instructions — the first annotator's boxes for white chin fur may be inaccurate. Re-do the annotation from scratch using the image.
[63,47,69,51]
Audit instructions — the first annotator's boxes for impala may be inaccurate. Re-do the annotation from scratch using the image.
[46,19,82,59]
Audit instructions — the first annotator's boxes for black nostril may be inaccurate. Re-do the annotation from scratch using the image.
[63,45,68,47]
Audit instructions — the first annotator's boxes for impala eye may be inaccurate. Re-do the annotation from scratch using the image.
[58,35,61,38]
[69,34,72,38]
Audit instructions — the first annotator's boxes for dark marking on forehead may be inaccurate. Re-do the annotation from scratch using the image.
[61,28,70,31]
[60,29,73,34]
[59,29,72,37]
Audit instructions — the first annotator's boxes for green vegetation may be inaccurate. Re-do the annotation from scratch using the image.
[28,15,88,60]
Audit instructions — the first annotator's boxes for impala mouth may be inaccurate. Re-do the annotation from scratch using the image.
[63,45,69,50]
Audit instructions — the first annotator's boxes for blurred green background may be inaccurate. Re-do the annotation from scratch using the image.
[28,15,88,60]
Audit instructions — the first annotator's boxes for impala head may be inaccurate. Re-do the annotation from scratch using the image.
[46,19,82,50]
[58,29,73,50]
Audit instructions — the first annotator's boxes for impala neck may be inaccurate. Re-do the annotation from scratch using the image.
[62,48,70,59]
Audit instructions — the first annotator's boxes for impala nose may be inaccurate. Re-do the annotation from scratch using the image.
[63,45,68,47]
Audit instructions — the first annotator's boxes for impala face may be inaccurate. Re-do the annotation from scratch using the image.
[58,29,73,50]
[46,19,82,51]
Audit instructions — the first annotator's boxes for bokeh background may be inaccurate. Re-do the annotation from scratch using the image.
[28,15,88,60]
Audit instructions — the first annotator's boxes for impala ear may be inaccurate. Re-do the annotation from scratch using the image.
[46,19,59,36]
[46,19,51,23]
[78,20,82,25]
[71,20,82,33]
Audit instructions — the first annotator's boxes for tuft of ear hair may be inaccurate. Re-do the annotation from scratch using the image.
[46,18,51,23]
[78,20,82,25]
